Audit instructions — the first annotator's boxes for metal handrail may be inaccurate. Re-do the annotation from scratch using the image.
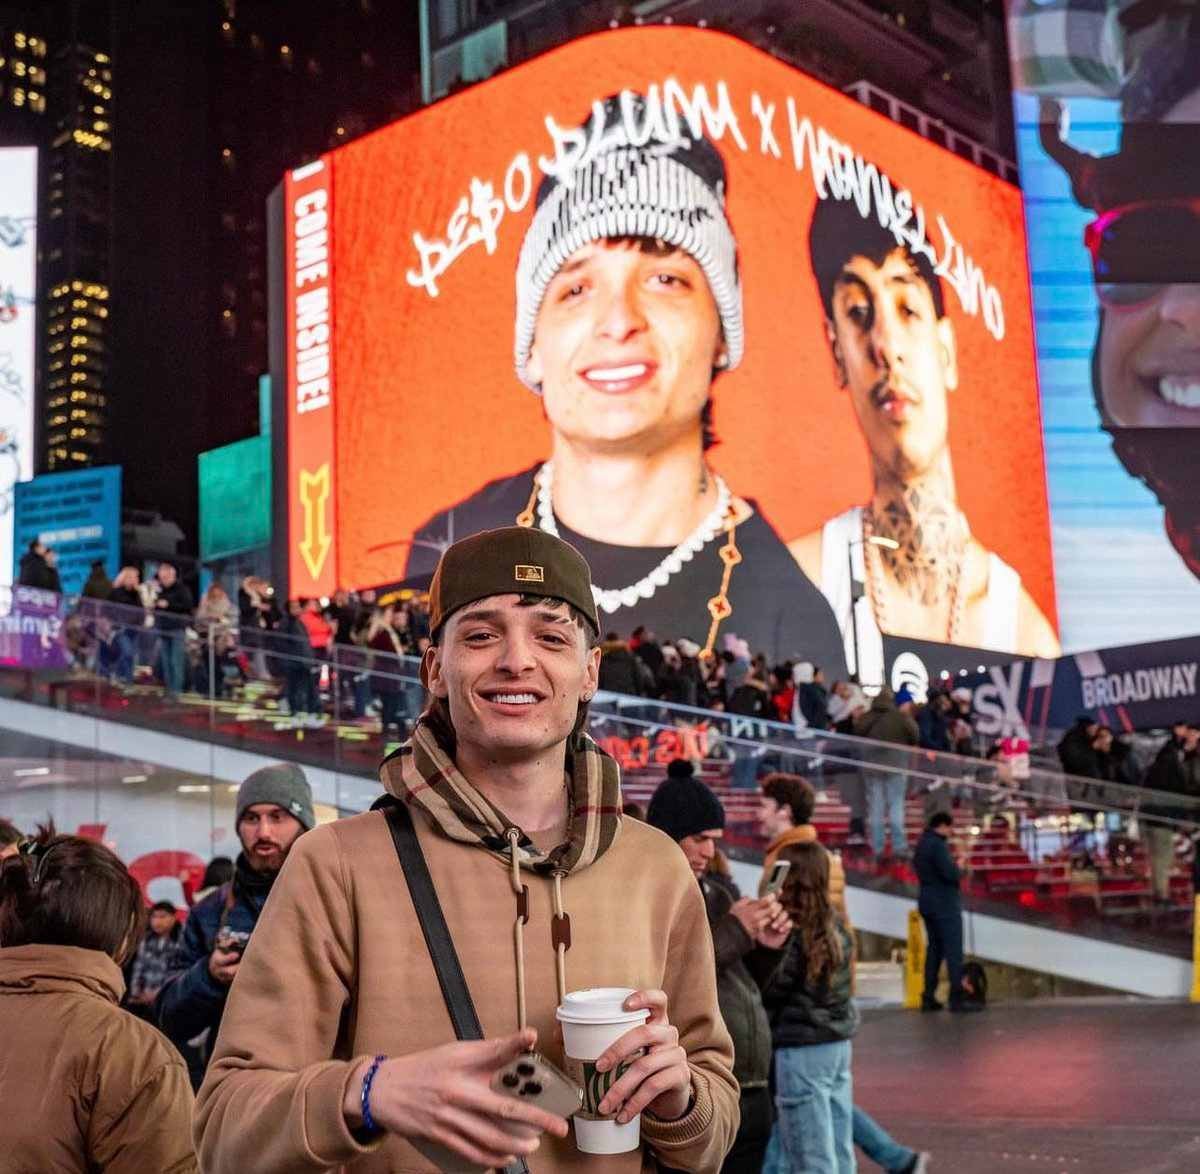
[9,587,1199,825]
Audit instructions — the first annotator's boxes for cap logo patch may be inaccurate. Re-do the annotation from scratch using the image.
[515,564,545,583]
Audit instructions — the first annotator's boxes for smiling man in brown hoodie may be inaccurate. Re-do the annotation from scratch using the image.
[195,525,738,1173]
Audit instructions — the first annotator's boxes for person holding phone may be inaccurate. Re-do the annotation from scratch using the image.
[194,528,738,1173]
[156,763,314,1088]
[758,774,929,1172]
[755,841,859,1172]
[647,759,792,1174]
[758,773,848,913]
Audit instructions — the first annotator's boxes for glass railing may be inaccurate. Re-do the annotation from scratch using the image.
[1,588,1195,960]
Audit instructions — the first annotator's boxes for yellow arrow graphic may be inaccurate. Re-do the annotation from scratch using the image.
[298,465,332,581]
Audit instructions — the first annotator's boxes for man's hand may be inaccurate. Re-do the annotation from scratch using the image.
[207,946,242,986]
[594,990,692,1125]
[729,896,776,939]
[755,897,793,950]
[342,1029,569,1169]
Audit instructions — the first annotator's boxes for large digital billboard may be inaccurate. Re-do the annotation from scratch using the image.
[275,27,1055,676]
[0,146,37,587]
[1008,3,1200,651]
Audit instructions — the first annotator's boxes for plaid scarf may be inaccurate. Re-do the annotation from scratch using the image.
[380,713,623,875]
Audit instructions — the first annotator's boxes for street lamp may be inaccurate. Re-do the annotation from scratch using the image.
[847,533,899,686]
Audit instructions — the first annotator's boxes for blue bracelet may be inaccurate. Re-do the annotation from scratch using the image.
[361,1054,387,1136]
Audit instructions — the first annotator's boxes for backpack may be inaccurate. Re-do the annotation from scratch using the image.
[961,960,989,1006]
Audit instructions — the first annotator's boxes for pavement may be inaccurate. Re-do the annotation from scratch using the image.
[852,1001,1200,1173]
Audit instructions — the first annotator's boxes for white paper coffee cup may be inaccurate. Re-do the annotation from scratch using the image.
[556,987,651,1155]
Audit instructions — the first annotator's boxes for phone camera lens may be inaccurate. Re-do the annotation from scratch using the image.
[516,1062,535,1077]
[502,1072,520,1088]
[522,1081,542,1096]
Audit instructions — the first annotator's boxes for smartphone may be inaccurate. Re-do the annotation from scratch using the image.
[215,928,251,956]
[764,859,791,896]
[491,1052,583,1120]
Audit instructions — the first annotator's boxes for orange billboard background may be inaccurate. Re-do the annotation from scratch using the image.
[286,27,1056,629]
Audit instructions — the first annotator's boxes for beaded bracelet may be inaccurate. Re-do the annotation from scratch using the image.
[361,1054,387,1137]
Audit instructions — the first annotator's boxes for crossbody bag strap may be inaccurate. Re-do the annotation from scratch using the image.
[375,796,531,1174]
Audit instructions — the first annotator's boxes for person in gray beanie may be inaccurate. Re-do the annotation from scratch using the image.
[156,762,314,1087]
[647,761,791,1173]
[402,90,846,672]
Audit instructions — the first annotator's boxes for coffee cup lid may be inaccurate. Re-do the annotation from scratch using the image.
[555,987,651,1025]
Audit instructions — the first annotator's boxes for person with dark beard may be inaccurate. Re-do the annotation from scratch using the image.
[156,763,314,1088]
[1039,30,1200,582]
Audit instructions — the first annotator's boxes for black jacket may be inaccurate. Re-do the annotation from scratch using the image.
[755,919,858,1048]
[17,550,60,591]
[700,873,777,1089]
[914,829,962,914]
[795,682,829,730]
[598,642,652,696]
[1057,721,1100,778]
[728,681,771,718]
[918,704,952,752]
[154,580,195,631]
[1142,738,1200,823]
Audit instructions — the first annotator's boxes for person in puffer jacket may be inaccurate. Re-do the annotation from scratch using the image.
[755,841,858,1174]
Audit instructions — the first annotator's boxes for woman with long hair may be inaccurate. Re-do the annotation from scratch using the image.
[0,827,197,1172]
[759,841,859,1173]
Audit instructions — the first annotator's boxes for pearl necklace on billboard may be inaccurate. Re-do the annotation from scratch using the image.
[521,461,733,616]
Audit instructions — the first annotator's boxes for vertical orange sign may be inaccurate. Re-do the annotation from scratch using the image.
[284,159,337,598]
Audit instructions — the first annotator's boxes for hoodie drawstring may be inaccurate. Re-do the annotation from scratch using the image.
[506,828,572,1034]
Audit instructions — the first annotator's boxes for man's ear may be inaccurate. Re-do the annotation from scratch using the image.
[712,333,729,371]
[826,319,848,389]
[526,340,543,388]
[936,316,959,393]
[582,643,601,700]
[421,643,447,697]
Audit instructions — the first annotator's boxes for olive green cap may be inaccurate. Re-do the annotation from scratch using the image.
[428,526,599,637]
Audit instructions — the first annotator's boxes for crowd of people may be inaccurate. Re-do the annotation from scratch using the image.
[1,524,1197,1174]
[1058,716,1200,903]
[597,626,977,746]
[0,526,960,1174]
[39,559,435,737]
[0,760,947,1174]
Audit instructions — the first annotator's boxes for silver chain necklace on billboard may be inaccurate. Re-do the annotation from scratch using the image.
[861,506,967,643]
[525,461,733,616]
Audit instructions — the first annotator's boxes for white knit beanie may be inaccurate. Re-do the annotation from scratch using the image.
[514,91,743,391]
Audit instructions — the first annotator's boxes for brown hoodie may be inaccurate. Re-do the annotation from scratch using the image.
[195,770,739,1172]
[0,943,197,1174]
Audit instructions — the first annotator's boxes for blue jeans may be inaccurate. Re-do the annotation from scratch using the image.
[731,750,760,790]
[157,632,185,695]
[853,1105,915,1172]
[113,629,137,682]
[764,1042,855,1174]
[867,774,908,857]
